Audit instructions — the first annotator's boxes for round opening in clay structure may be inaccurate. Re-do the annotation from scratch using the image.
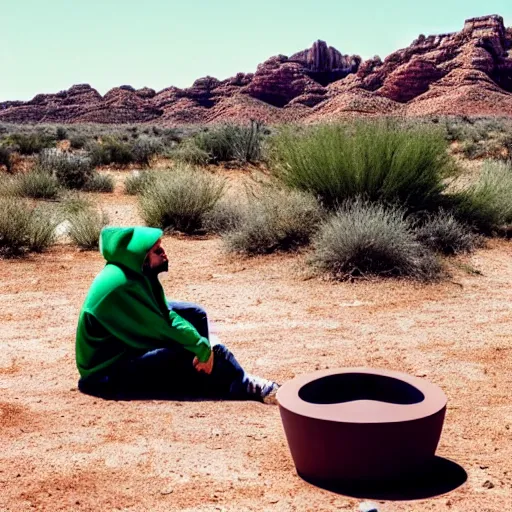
[277,368,447,483]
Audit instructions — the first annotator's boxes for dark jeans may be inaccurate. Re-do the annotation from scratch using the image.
[78,302,251,401]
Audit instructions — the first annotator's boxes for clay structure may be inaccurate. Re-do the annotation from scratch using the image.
[277,368,447,483]
[1,15,511,124]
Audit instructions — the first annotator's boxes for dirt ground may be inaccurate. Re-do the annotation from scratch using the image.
[1,186,511,512]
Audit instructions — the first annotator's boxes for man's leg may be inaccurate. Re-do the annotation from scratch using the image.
[167,301,209,339]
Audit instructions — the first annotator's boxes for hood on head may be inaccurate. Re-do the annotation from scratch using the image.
[99,226,163,274]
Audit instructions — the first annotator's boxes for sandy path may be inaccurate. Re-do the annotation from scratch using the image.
[0,191,511,511]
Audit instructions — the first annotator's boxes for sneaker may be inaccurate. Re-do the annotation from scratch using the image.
[245,374,280,405]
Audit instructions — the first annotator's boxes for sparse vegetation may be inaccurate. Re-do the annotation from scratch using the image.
[449,160,512,233]
[82,173,115,193]
[269,121,454,210]
[0,146,13,172]
[14,169,61,200]
[310,199,441,280]
[124,171,156,195]
[223,190,323,254]
[38,150,94,190]
[131,136,164,166]
[5,132,55,155]
[64,198,108,250]
[414,210,481,255]
[0,197,57,257]
[193,121,265,164]
[138,166,225,233]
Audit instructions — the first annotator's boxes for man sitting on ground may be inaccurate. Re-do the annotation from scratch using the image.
[76,226,279,403]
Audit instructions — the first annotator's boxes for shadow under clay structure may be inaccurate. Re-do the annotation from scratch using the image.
[277,368,447,482]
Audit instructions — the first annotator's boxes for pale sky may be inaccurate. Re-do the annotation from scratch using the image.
[1,0,511,101]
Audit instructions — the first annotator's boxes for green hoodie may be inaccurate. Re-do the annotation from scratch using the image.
[75,226,211,378]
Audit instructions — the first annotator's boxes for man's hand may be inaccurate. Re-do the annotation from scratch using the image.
[193,350,214,375]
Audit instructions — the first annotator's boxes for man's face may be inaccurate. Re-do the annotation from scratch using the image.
[143,239,169,275]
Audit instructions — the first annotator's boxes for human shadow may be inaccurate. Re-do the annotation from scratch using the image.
[300,457,467,501]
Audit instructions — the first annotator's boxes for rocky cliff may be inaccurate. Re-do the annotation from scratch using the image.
[1,15,511,124]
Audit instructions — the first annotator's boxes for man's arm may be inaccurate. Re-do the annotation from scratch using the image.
[94,288,211,361]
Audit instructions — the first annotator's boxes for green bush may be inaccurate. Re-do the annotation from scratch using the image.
[414,210,480,255]
[224,190,323,254]
[82,173,115,193]
[68,207,108,250]
[194,121,264,164]
[124,170,156,195]
[269,121,453,210]
[14,169,61,199]
[56,127,68,141]
[138,166,225,233]
[38,150,94,190]
[168,142,210,166]
[132,136,164,166]
[450,160,512,233]
[0,146,13,172]
[311,199,441,280]
[88,137,134,166]
[203,197,247,234]
[0,197,57,257]
[7,132,55,155]
[69,134,89,150]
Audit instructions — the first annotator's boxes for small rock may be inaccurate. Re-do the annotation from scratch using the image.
[483,480,495,489]
[160,488,174,495]
[359,502,379,512]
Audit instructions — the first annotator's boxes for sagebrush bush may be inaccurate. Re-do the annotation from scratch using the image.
[269,121,453,210]
[131,136,164,166]
[7,132,55,155]
[194,121,264,164]
[14,169,61,199]
[69,134,89,149]
[56,127,68,141]
[138,166,225,233]
[311,199,441,280]
[0,146,13,172]
[68,207,108,250]
[223,190,323,254]
[168,142,210,166]
[203,197,247,234]
[414,210,480,255]
[88,137,134,166]
[450,160,512,232]
[124,171,156,195]
[0,197,57,257]
[38,149,94,190]
[82,173,115,193]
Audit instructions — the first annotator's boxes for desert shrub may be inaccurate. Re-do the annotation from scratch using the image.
[310,199,441,280]
[82,172,115,193]
[131,136,164,166]
[38,149,94,190]
[0,197,57,257]
[449,160,512,233]
[0,146,13,173]
[7,132,55,155]
[124,170,156,195]
[223,190,323,254]
[138,166,225,233]
[66,202,108,250]
[14,169,61,199]
[203,197,247,234]
[269,121,454,211]
[69,134,89,149]
[169,142,210,165]
[88,136,134,166]
[414,210,480,255]
[0,174,17,197]
[56,126,68,141]
[194,121,264,164]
